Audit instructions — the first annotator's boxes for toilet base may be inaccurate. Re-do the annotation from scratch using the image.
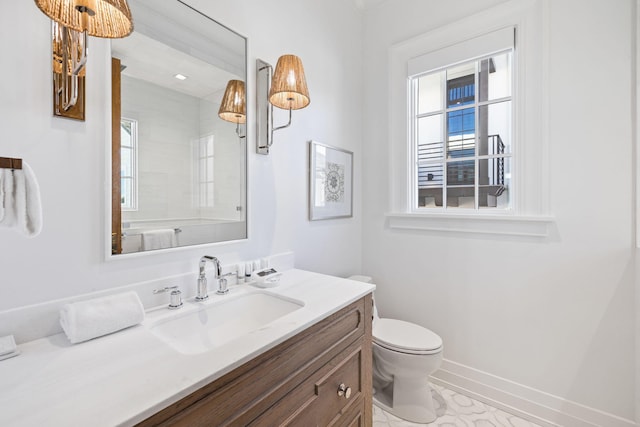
[373,379,441,423]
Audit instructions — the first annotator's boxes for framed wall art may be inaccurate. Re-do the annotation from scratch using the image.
[309,140,353,220]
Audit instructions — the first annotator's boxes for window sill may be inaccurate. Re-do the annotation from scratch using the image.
[386,212,555,237]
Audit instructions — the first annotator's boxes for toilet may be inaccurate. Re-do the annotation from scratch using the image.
[348,275,444,423]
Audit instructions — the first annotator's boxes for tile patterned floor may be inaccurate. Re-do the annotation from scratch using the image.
[373,384,542,427]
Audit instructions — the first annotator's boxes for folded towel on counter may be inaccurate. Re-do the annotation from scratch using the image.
[0,335,17,356]
[60,292,145,344]
[141,229,177,251]
[0,162,42,237]
[0,335,20,361]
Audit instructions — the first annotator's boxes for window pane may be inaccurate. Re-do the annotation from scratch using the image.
[199,183,207,206]
[447,160,475,186]
[447,107,475,157]
[207,183,214,205]
[207,157,214,181]
[479,52,511,102]
[417,72,443,114]
[199,139,207,157]
[479,157,510,209]
[478,101,511,156]
[446,62,475,107]
[447,160,475,209]
[121,123,132,147]
[207,137,214,155]
[418,114,443,159]
[418,185,442,208]
[121,148,131,176]
[200,159,207,181]
[121,177,131,207]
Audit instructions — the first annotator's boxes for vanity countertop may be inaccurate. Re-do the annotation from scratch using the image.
[0,269,374,427]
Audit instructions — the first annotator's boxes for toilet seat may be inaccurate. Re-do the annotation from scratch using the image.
[373,318,442,355]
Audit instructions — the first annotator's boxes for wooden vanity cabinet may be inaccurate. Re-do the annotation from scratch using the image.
[137,294,373,427]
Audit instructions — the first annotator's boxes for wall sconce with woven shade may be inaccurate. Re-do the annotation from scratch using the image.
[256,55,310,154]
[218,79,246,139]
[34,0,133,120]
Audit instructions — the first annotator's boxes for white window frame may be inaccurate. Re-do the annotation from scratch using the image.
[120,117,138,212]
[386,0,554,237]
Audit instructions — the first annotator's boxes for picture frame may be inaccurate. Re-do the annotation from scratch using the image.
[309,140,353,220]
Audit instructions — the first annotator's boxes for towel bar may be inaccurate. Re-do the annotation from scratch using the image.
[0,157,22,170]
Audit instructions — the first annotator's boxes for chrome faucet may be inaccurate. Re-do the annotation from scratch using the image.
[197,255,223,300]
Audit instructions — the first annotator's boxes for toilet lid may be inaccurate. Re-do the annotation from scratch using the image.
[373,318,442,353]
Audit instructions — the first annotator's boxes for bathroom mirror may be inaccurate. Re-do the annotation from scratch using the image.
[110,0,247,255]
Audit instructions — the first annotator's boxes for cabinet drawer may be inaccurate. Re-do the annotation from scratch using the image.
[250,338,364,427]
[138,296,370,427]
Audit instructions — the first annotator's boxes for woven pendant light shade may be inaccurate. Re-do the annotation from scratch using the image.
[34,0,133,38]
[269,55,310,110]
[218,80,246,124]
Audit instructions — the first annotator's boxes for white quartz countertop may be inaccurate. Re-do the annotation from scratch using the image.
[0,269,374,427]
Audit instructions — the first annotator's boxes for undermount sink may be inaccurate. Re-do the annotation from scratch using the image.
[148,291,304,355]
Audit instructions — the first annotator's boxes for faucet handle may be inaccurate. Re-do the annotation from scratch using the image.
[216,277,230,295]
[216,272,239,295]
[153,286,183,310]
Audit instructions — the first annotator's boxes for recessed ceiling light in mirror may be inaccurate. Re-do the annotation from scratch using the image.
[174,73,187,80]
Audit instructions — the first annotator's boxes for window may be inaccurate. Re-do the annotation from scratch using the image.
[410,34,513,211]
[120,118,138,211]
[386,2,553,236]
[198,134,215,208]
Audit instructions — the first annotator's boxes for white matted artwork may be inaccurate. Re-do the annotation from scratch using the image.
[309,140,353,220]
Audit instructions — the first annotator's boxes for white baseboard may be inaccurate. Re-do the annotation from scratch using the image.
[431,359,636,427]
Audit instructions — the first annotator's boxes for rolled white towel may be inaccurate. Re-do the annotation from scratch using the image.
[0,335,17,356]
[60,292,145,344]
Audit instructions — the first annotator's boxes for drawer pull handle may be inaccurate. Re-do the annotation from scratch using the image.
[337,383,352,399]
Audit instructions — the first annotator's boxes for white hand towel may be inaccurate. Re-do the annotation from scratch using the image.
[0,168,9,222]
[0,162,42,237]
[59,292,145,344]
[141,229,177,251]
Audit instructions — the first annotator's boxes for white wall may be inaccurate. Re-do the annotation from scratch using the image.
[0,0,363,311]
[362,0,635,422]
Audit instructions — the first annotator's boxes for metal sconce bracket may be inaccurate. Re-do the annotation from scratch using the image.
[52,21,86,121]
[256,59,273,154]
[256,56,308,154]
[256,59,293,154]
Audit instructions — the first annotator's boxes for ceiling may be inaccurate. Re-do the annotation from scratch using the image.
[111,31,238,102]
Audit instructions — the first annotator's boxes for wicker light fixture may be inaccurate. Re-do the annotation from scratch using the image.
[218,80,247,124]
[268,55,310,110]
[35,0,133,116]
[256,54,311,154]
[218,80,247,139]
[34,0,133,38]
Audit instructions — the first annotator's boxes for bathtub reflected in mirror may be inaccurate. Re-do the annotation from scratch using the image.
[109,0,247,256]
